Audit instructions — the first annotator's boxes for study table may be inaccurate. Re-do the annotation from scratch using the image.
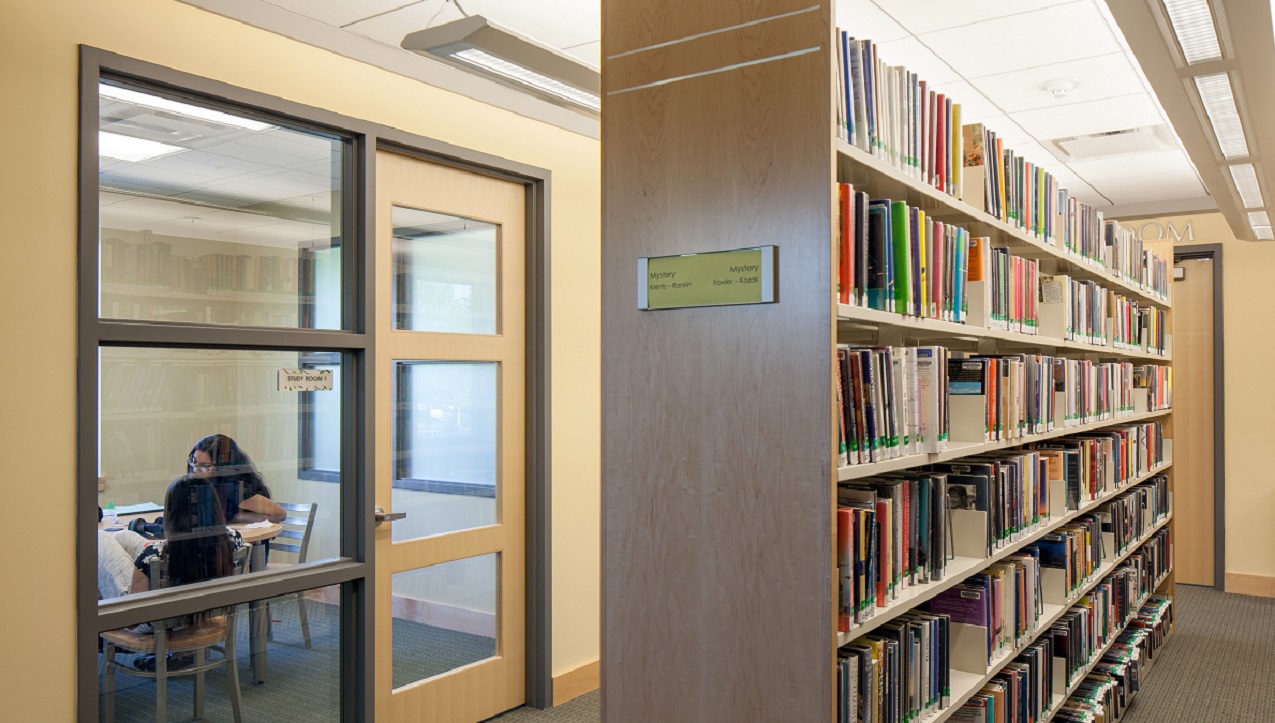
[100,511,283,684]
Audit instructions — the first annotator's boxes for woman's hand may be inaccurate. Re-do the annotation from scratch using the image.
[235,494,287,523]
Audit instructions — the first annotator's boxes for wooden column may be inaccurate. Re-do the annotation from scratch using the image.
[601,2,836,720]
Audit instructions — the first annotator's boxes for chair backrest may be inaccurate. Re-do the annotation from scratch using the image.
[274,502,317,564]
[232,543,251,576]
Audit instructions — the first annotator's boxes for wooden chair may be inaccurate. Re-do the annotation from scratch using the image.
[100,545,250,722]
[266,501,317,648]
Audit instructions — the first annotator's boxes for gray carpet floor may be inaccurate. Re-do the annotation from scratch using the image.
[1120,583,1275,723]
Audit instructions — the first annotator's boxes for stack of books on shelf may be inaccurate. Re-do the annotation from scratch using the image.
[836,185,973,319]
[835,33,963,197]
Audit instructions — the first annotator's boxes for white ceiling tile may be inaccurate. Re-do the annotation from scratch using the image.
[1012,93,1164,140]
[836,0,911,42]
[345,0,598,53]
[1092,0,1132,51]
[1104,187,1212,205]
[1004,141,1065,168]
[919,3,1120,77]
[876,37,961,86]
[1094,170,1204,195]
[1064,150,1197,181]
[872,0,1078,35]
[967,114,1035,147]
[564,40,600,69]
[931,81,1003,123]
[259,0,418,28]
[970,53,1145,113]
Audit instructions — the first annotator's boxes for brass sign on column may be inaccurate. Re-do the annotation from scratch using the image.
[638,246,777,310]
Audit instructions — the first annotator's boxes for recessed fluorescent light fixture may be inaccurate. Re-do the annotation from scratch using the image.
[1248,210,1269,226]
[99,83,274,131]
[1194,72,1249,159]
[98,131,185,162]
[1162,0,1223,64]
[1229,163,1263,208]
[401,15,600,114]
[1254,223,1274,240]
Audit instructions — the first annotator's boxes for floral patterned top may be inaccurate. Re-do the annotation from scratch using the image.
[133,529,247,586]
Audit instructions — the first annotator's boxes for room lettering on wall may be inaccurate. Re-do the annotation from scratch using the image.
[1119,220,1195,243]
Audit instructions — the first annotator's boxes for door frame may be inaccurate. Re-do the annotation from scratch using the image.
[1174,243,1226,591]
[77,47,555,721]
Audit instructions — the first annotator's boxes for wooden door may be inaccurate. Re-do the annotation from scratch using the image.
[374,150,527,721]
[1172,256,1216,586]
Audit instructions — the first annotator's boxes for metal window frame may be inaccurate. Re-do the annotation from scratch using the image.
[78,46,555,720]
[1173,243,1227,592]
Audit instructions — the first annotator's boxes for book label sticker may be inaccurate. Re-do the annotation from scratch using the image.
[278,369,333,391]
[638,246,777,310]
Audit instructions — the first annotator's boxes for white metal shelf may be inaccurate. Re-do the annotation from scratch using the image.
[837,460,1173,645]
[838,410,1172,482]
[835,141,1172,311]
[837,304,1172,362]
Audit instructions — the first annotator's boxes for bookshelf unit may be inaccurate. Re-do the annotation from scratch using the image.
[601,3,1176,721]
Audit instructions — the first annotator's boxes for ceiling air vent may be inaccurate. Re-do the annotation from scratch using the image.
[1046,124,1177,162]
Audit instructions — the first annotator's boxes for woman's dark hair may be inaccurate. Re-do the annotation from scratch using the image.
[188,434,271,521]
[162,474,236,590]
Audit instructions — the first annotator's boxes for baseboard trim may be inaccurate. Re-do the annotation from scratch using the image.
[1225,572,1275,598]
[552,660,599,707]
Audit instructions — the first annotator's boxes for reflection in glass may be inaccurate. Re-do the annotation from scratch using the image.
[392,555,498,690]
[98,584,341,722]
[97,347,342,599]
[97,81,344,329]
[392,362,498,542]
[392,205,498,334]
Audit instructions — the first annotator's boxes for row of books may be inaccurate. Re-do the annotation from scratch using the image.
[100,301,303,326]
[835,33,963,197]
[952,636,1056,723]
[1040,275,1109,346]
[838,472,951,629]
[837,343,1172,467]
[1030,421,1168,512]
[1053,597,1174,723]
[1111,296,1168,355]
[838,610,952,723]
[836,346,950,466]
[1104,222,1172,301]
[963,122,1062,245]
[969,238,1040,334]
[101,237,315,296]
[931,544,1046,665]
[835,185,974,320]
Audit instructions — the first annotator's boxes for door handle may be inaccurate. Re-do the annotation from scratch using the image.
[374,506,407,524]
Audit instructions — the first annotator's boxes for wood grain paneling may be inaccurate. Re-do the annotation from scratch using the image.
[604,0,821,60]
[605,7,823,94]
[602,1,835,719]
[1173,257,1214,586]
[1225,572,1275,598]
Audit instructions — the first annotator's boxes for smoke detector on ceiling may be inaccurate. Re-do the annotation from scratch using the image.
[1040,79,1080,99]
[1045,125,1177,162]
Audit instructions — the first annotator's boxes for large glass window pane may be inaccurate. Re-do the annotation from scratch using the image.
[98,583,342,721]
[97,348,343,599]
[392,362,498,542]
[392,555,497,690]
[392,205,498,333]
[98,81,344,329]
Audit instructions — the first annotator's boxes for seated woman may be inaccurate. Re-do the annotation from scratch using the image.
[126,474,247,671]
[188,434,286,524]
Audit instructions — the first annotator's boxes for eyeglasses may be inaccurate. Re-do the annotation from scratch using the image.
[188,457,215,473]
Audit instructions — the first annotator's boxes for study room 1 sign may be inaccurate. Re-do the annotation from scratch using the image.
[638,246,777,310]
[278,369,333,392]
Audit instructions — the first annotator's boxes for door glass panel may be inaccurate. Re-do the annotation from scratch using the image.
[392,205,498,333]
[392,361,498,542]
[97,347,343,600]
[392,554,497,690]
[98,81,344,329]
[99,583,342,721]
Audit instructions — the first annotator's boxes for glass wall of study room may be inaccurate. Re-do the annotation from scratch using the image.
[2,2,602,718]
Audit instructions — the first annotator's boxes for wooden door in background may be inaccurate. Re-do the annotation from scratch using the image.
[1173,256,1216,586]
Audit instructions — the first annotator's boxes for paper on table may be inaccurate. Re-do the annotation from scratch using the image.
[238,521,274,528]
[112,502,164,515]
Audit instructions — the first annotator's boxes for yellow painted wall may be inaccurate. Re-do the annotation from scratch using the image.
[1113,211,1275,579]
[0,0,600,717]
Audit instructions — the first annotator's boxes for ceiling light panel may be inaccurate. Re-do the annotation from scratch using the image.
[1194,72,1249,159]
[1248,210,1269,226]
[1162,0,1223,64]
[1229,164,1263,208]
[100,84,273,131]
[98,131,185,162]
[1255,226,1274,240]
[453,48,599,111]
